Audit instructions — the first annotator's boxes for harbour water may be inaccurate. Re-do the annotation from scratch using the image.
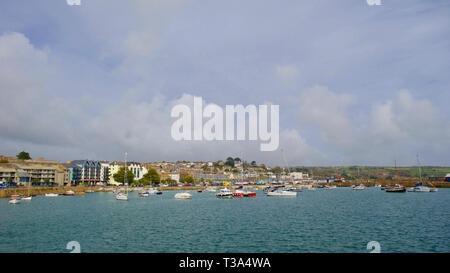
[0,188,449,253]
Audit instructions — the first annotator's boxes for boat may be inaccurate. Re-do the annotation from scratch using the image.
[115,152,129,201]
[138,192,149,197]
[75,192,85,195]
[116,192,128,200]
[407,187,415,192]
[174,192,192,199]
[352,184,366,190]
[385,184,406,193]
[374,184,382,188]
[10,194,21,200]
[63,190,75,196]
[216,187,233,198]
[414,185,431,192]
[45,193,58,197]
[324,185,336,189]
[86,190,95,193]
[267,189,297,197]
[205,187,216,192]
[9,198,21,204]
[21,174,33,200]
[429,188,438,192]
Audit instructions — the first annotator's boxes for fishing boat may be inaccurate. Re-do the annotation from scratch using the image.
[174,192,192,199]
[267,189,297,197]
[352,184,366,190]
[9,198,21,204]
[115,153,129,201]
[385,184,406,193]
[45,193,58,197]
[63,190,75,196]
[216,187,233,198]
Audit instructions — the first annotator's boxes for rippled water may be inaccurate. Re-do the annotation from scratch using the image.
[0,188,449,253]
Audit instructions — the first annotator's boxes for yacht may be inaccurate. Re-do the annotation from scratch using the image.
[352,184,366,190]
[9,198,21,204]
[413,185,431,192]
[115,152,129,201]
[45,193,59,197]
[174,192,192,199]
[385,184,406,193]
[267,189,297,197]
[216,187,233,198]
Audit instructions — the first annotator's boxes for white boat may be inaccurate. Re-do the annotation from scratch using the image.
[116,192,128,200]
[205,187,217,192]
[414,186,431,192]
[174,192,192,199]
[325,185,337,189]
[374,184,382,188]
[9,199,21,204]
[267,189,297,197]
[21,196,32,201]
[429,188,438,192]
[115,152,129,201]
[45,193,59,197]
[407,187,415,192]
[216,188,233,198]
[352,184,366,190]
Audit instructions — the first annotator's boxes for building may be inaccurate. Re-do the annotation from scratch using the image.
[0,157,69,186]
[108,162,148,185]
[65,160,102,185]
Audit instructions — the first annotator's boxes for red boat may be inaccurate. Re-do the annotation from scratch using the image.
[233,190,256,197]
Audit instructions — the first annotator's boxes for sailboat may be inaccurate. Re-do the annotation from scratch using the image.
[21,173,33,201]
[116,152,129,201]
[413,154,431,192]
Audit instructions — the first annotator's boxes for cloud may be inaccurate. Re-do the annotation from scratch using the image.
[276,64,299,83]
[297,86,450,165]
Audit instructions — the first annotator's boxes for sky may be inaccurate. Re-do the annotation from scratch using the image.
[0,0,449,166]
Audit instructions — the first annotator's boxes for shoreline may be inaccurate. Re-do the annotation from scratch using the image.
[1,181,449,198]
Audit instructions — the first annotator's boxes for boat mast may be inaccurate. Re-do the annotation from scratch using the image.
[417,153,423,184]
[124,152,128,194]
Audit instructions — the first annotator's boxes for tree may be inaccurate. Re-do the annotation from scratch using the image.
[251,161,257,167]
[17,151,31,160]
[225,157,235,167]
[234,157,241,162]
[181,175,195,184]
[141,168,161,185]
[113,166,135,185]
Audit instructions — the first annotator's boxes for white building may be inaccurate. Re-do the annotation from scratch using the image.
[108,162,148,185]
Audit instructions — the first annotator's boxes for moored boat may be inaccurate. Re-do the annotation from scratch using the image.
[352,184,366,190]
[45,193,58,197]
[21,196,32,201]
[385,184,406,193]
[216,188,233,198]
[9,198,21,204]
[174,192,192,199]
[267,189,297,197]
[64,190,75,196]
